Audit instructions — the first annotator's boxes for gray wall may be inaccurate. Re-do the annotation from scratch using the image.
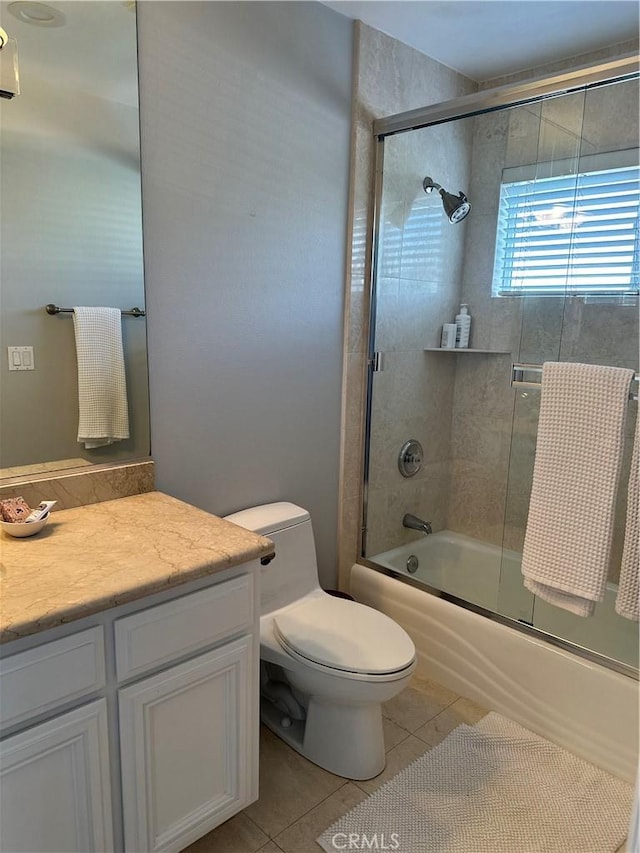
[137,2,352,587]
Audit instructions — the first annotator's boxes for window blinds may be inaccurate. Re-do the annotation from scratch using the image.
[493,162,640,296]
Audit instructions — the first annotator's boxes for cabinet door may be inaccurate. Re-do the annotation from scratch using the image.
[0,699,113,852]
[119,636,256,853]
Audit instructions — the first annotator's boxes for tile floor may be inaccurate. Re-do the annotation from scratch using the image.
[184,675,488,853]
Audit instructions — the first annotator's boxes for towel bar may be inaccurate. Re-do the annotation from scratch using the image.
[45,304,145,318]
[511,363,639,401]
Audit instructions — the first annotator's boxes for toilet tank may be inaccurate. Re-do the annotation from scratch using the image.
[224,502,320,614]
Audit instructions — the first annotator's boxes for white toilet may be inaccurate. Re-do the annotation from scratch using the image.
[224,502,416,780]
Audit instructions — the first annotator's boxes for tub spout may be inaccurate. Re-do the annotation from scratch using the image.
[403,513,432,535]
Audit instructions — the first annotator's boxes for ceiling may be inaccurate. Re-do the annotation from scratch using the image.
[321,1,639,81]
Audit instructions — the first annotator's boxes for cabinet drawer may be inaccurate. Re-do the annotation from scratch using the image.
[115,574,254,682]
[0,627,106,730]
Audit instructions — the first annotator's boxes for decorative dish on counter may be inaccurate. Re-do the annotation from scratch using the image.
[0,499,56,537]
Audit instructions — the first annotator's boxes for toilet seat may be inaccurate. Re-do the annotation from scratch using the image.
[273,595,415,677]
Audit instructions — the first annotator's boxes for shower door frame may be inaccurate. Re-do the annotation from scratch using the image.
[360,52,640,680]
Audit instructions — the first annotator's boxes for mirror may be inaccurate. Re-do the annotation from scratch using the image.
[0,0,149,477]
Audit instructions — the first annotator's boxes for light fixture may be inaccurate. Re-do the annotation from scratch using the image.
[8,1,66,27]
[0,26,19,99]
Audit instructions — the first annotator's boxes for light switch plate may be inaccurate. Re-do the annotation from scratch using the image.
[7,346,35,371]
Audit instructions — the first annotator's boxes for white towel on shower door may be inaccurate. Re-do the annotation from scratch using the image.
[521,361,634,617]
[72,307,130,449]
[615,411,639,621]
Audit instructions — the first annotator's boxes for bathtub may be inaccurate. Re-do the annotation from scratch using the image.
[372,529,639,668]
[350,530,639,783]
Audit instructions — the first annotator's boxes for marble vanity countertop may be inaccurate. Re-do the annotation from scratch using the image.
[0,491,274,643]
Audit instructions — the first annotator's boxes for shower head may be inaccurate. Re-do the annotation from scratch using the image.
[423,176,471,223]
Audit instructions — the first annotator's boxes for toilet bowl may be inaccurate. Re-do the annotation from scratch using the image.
[224,502,416,779]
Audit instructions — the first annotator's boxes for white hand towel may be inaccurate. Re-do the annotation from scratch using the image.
[72,307,130,449]
[615,412,639,621]
[521,362,634,617]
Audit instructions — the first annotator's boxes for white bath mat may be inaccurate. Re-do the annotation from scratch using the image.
[317,713,633,853]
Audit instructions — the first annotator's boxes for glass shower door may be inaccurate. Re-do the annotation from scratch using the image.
[498,77,640,667]
[363,70,638,670]
[364,111,509,612]
[364,123,453,561]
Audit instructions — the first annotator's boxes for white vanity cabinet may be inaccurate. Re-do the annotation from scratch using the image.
[0,562,261,853]
[116,573,258,852]
[119,638,254,852]
[0,699,114,853]
[0,627,113,853]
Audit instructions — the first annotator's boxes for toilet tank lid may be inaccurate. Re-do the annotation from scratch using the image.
[224,502,310,535]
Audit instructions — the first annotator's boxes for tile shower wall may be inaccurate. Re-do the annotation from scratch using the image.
[446,102,530,547]
[338,23,475,583]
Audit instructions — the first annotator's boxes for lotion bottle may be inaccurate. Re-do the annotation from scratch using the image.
[455,304,471,348]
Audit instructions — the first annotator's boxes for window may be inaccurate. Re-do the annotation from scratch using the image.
[492,151,640,297]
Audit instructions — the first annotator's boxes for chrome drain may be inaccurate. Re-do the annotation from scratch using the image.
[406,555,419,573]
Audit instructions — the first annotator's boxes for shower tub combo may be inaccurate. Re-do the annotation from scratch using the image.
[351,53,640,787]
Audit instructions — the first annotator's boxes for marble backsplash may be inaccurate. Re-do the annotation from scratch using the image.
[0,459,155,512]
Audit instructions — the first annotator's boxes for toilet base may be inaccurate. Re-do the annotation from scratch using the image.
[260,695,386,780]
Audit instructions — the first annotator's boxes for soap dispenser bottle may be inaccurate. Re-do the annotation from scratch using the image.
[455,304,471,348]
